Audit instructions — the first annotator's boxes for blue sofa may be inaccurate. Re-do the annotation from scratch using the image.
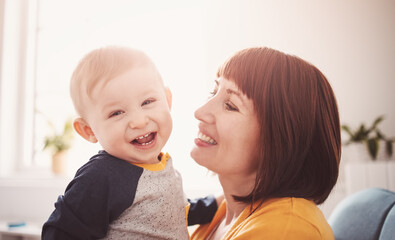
[328,188,395,240]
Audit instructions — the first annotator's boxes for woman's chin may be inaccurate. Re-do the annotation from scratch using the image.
[190,149,207,167]
[190,148,199,163]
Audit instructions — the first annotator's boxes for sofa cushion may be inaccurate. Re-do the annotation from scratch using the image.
[379,203,395,240]
[328,188,395,240]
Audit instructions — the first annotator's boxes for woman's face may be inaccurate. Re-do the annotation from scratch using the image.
[191,77,260,176]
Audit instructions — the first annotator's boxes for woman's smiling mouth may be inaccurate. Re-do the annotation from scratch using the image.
[198,132,217,145]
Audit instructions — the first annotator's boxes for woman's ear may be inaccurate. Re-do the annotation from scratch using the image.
[73,118,98,143]
[165,87,172,110]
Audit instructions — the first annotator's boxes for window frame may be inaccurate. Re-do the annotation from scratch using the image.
[0,0,38,176]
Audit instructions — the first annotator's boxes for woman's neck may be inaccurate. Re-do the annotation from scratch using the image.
[218,173,256,224]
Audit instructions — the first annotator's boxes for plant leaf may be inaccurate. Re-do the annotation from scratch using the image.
[376,129,385,140]
[341,125,353,135]
[43,118,74,155]
[64,119,73,134]
[369,115,384,131]
[341,125,354,143]
[365,139,379,160]
[354,124,368,141]
[386,140,393,157]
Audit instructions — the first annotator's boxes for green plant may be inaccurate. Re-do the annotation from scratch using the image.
[342,115,395,160]
[43,118,74,156]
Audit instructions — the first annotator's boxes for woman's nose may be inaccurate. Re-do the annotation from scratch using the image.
[128,114,149,129]
[194,98,215,124]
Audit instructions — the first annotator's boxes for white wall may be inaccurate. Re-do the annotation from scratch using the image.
[201,0,395,135]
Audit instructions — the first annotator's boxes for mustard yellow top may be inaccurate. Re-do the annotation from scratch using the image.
[191,197,334,240]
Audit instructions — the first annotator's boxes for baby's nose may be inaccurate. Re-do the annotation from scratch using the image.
[128,114,149,129]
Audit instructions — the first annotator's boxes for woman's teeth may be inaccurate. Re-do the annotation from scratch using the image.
[198,132,217,145]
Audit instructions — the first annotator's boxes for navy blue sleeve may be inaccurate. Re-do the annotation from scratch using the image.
[42,152,143,240]
[187,195,218,226]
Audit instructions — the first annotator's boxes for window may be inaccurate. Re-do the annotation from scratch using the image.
[0,0,220,196]
[0,0,37,175]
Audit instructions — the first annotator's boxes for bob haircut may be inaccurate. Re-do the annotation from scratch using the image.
[217,47,341,204]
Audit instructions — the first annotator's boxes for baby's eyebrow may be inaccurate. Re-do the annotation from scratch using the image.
[101,101,120,113]
[102,101,119,109]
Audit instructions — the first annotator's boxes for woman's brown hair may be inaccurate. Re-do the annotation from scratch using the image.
[217,47,341,204]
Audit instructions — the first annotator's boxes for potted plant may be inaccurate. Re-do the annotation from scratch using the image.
[342,115,394,160]
[43,118,74,175]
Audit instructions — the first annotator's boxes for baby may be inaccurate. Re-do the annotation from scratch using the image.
[42,46,216,239]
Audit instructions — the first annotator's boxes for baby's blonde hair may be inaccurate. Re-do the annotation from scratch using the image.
[70,46,155,117]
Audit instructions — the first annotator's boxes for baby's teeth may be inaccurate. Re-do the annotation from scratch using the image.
[137,133,150,140]
[141,139,153,146]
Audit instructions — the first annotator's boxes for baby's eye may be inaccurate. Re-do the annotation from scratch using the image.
[225,102,239,112]
[142,98,155,106]
[109,110,124,118]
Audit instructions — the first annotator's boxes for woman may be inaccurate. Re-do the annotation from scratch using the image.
[190,47,340,239]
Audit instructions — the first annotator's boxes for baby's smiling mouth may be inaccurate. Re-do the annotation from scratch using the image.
[131,132,156,146]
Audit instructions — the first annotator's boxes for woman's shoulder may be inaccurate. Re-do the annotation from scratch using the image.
[256,197,320,215]
[192,198,334,240]
[242,198,333,239]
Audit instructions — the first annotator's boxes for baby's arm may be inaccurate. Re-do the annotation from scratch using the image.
[42,154,142,239]
[42,193,107,240]
[187,194,224,225]
[42,176,113,239]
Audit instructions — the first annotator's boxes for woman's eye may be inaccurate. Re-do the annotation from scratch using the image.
[225,102,239,111]
[209,88,218,98]
[209,80,219,98]
[109,110,124,118]
[142,99,155,106]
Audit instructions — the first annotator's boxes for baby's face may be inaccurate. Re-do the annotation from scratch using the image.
[85,63,172,164]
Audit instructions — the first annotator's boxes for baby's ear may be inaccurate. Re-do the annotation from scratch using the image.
[165,87,172,110]
[165,87,173,109]
[73,118,98,143]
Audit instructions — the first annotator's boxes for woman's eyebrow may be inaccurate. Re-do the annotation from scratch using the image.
[226,88,240,96]
[226,88,246,106]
